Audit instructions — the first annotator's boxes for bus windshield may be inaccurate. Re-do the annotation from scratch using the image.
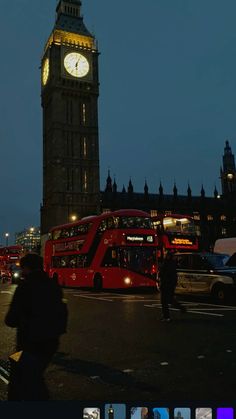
[118,247,156,276]
[163,217,196,235]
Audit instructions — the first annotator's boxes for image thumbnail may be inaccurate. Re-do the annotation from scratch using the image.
[130,407,149,419]
[83,408,100,419]
[174,408,191,419]
[153,408,169,419]
[105,404,126,419]
[217,408,234,419]
[196,408,212,419]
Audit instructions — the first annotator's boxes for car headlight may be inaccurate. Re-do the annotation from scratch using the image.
[13,272,19,278]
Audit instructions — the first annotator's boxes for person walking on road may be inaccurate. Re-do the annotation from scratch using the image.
[5,253,68,400]
[159,251,186,321]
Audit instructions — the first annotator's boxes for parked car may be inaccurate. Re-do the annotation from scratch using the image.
[172,252,236,301]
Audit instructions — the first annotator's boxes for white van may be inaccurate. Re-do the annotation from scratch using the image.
[214,238,236,256]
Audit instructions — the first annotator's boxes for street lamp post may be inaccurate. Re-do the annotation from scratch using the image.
[70,214,77,222]
[5,233,9,247]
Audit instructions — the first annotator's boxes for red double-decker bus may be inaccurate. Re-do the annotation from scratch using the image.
[152,214,198,259]
[44,209,158,289]
[0,245,23,282]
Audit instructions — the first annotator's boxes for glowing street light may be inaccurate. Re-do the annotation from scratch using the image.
[70,214,77,222]
[5,233,9,246]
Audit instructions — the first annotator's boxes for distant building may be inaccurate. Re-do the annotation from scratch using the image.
[15,227,41,253]
[101,140,236,249]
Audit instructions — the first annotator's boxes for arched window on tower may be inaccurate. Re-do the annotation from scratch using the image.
[82,103,86,125]
[83,137,87,158]
[84,170,88,192]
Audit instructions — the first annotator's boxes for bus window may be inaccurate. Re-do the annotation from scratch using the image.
[98,220,107,233]
[102,248,118,267]
[77,255,88,268]
[52,230,59,240]
[107,217,114,229]
[52,256,62,268]
[69,256,77,268]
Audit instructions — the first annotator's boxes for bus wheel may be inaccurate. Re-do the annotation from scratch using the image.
[94,274,103,291]
[212,284,226,303]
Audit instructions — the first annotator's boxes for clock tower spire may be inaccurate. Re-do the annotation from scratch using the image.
[41,0,100,234]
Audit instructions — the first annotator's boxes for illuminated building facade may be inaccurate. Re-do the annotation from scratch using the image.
[101,141,236,249]
[15,227,41,253]
[41,0,100,234]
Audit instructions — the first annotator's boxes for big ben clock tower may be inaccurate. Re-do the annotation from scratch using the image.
[41,0,100,234]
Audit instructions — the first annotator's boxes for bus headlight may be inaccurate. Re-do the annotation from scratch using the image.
[124,277,131,285]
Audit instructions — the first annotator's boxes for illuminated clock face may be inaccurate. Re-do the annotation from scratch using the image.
[64,52,89,78]
[42,58,49,86]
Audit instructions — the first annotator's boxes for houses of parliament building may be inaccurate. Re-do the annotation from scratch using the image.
[40,0,236,249]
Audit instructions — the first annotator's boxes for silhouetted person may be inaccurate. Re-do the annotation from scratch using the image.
[5,253,67,400]
[159,251,186,321]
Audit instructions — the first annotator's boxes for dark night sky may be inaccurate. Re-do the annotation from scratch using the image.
[1,0,236,243]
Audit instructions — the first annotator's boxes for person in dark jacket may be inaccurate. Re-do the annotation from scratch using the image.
[5,253,67,401]
[159,251,186,321]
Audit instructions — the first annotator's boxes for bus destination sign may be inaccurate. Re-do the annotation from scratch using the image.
[126,235,154,243]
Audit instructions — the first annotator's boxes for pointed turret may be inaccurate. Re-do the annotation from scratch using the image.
[55,0,92,36]
[201,184,205,198]
[173,182,178,199]
[221,140,236,195]
[144,180,149,196]
[105,170,112,193]
[187,183,192,199]
[159,181,163,197]
[128,179,134,194]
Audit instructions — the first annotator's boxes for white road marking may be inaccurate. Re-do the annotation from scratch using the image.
[185,307,236,311]
[73,294,113,302]
[185,301,236,309]
[145,305,224,317]
[0,373,9,385]
[185,310,223,317]
[0,366,9,376]
[70,293,236,316]
[123,299,159,303]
